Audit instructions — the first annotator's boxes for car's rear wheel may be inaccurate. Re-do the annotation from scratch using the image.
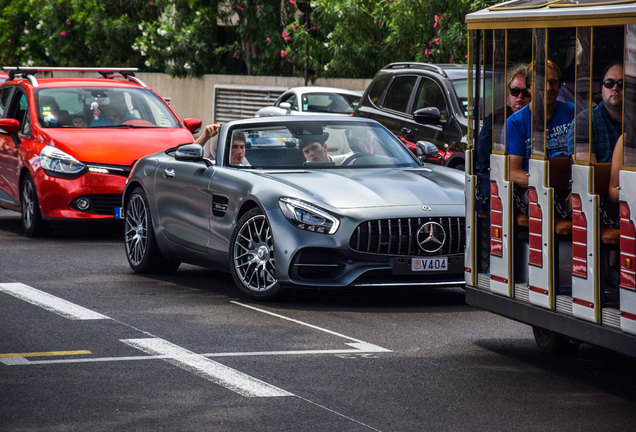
[229,208,282,299]
[21,174,47,236]
[124,187,179,274]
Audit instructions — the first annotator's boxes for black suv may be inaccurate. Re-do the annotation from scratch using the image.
[353,63,470,170]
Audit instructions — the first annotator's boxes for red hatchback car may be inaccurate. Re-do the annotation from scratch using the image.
[0,67,201,235]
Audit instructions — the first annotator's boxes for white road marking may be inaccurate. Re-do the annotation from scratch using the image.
[121,338,293,398]
[1,280,390,407]
[231,301,392,353]
[0,282,109,320]
[6,346,387,366]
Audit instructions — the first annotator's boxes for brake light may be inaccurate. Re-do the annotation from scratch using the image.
[528,188,542,267]
[571,194,587,278]
[490,181,503,257]
[619,202,636,290]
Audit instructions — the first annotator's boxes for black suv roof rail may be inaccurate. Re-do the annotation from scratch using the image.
[383,62,448,78]
[2,66,145,88]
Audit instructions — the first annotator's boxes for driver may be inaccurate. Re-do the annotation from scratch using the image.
[299,133,350,165]
[90,92,137,126]
[300,137,331,162]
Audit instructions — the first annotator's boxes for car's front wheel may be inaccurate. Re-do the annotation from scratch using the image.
[21,174,47,236]
[229,208,282,299]
[124,187,179,274]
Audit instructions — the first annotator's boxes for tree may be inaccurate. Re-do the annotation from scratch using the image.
[0,0,499,78]
[0,0,162,67]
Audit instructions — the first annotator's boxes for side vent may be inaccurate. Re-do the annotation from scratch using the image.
[212,194,229,217]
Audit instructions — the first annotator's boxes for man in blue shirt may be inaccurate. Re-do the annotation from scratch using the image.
[566,62,623,162]
[506,60,574,189]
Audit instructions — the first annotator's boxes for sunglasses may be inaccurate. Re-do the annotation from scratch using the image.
[509,86,531,98]
[601,78,623,89]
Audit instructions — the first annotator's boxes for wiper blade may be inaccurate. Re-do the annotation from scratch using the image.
[88,124,156,129]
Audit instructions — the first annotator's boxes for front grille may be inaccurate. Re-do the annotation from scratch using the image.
[90,194,122,214]
[71,194,122,215]
[349,217,465,256]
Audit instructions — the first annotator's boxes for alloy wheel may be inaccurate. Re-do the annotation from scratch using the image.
[232,213,277,292]
[125,193,148,267]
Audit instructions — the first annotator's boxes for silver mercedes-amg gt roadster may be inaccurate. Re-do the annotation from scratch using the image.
[123,116,465,299]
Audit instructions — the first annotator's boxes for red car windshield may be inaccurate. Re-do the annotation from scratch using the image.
[36,87,180,129]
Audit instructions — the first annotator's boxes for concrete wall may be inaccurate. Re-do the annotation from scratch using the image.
[136,73,372,125]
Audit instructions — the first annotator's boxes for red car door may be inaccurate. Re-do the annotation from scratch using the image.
[0,87,25,209]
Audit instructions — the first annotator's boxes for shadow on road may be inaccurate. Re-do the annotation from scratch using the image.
[0,209,123,241]
[474,338,636,399]
[133,264,470,312]
[272,285,469,311]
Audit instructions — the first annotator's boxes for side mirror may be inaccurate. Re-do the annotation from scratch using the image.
[183,118,202,134]
[0,118,20,135]
[415,141,440,162]
[413,107,441,125]
[279,102,292,114]
[175,143,205,162]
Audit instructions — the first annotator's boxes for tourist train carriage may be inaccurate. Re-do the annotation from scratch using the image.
[464,0,636,356]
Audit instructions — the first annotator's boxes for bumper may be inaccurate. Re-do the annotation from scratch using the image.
[287,247,465,288]
[35,170,127,220]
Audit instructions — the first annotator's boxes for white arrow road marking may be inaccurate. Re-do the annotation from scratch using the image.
[0,282,109,320]
[121,338,293,398]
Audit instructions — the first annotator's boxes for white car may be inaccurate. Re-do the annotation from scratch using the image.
[255,86,362,117]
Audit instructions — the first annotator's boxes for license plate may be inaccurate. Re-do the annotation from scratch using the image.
[411,257,447,271]
[114,207,123,219]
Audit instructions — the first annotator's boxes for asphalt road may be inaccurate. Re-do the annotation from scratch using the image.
[1,209,635,431]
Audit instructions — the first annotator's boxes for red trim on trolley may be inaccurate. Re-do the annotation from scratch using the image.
[619,202,636,290]
[527,187,543,267]
[573,297,594,309]
[490,274,508,284]
[571,194,587,278]
[529,285,549,295]
[620,310,636,322]
[490,180,503,257]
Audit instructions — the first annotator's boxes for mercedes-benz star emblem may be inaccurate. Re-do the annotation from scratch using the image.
[416,221,446,253]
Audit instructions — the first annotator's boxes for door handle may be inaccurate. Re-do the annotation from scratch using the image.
[401,127,411,135]
[163,168,175,178]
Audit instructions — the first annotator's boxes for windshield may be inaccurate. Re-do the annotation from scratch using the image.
[36,87,180,129]
[302,93,361,114]
[227,120,420,169]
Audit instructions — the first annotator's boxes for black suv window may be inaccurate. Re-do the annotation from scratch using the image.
[414,78,448,120]
[368,74,391,105]
[383,76,417,112]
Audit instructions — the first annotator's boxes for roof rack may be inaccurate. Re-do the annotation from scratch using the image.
[1,67,145,88]
[383,62,448,78]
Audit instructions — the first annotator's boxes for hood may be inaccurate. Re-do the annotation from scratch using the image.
[258,166,465,209]
[38,128,194,166]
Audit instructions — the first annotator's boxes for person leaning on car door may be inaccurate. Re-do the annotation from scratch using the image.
[194,123,221,157]
[194,123,247,165]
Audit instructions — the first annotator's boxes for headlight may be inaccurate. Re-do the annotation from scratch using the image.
[279,197,340,234]
[40,145,86,177]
